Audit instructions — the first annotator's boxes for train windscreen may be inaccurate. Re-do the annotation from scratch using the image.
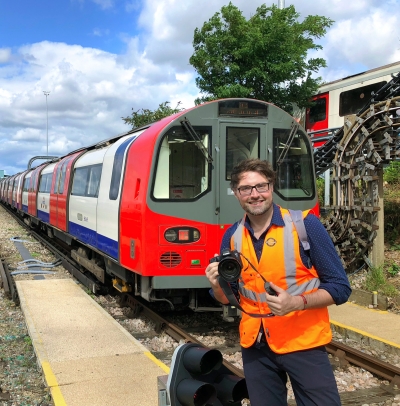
[273,128,315,200]
[153,126,210,200]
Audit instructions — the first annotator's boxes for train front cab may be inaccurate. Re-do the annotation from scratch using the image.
[119,99,319,310]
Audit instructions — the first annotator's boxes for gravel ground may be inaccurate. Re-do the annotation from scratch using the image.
[2,204,400,405]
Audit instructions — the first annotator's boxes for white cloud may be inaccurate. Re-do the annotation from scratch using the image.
[1,0,400,175]
[91,0,114,10]
[0,48,12,64]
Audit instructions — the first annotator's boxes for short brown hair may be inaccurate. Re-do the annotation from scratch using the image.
[230,158,276,190]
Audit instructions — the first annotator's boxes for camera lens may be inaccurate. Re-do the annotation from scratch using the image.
[219,258,241,282]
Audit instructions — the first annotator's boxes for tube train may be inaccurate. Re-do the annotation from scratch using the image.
[306,61,400,147]
[0,99,318,312]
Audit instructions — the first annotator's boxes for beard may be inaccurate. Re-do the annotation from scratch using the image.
[241,198,273,216]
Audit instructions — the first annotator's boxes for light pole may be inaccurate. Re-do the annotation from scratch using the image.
[43,91,50,156]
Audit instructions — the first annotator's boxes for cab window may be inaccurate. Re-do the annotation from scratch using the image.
[273,128,315,200]
[226,127,259,180]
[153,126,211,200]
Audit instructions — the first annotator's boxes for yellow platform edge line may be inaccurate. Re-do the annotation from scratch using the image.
[42,361,67,406]
[144,351,170,374]
[330,319,400,350]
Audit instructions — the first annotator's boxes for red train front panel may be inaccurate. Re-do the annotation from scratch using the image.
[119,99,319,289]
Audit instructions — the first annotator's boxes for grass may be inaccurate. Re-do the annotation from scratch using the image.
[363,265,398,297]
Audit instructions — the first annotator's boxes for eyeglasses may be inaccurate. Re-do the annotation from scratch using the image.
[236,182,271,196]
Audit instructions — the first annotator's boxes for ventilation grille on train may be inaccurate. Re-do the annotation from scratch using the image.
[160,252,182,268]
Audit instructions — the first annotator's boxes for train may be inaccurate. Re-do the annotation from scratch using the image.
[0,98,319,313]
[305,60,400,147]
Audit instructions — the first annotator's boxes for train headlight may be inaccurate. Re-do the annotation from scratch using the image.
[163,227,201,243]
[165,229,178,242]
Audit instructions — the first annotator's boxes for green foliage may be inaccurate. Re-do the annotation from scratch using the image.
[23,336,32,346]
[316,177,325,207]
[190,3,333,111]
[122,101,184,129]
[364,265,398,297]
[384,180,400,244]
[383,161,400,184]
[387,262,400,277]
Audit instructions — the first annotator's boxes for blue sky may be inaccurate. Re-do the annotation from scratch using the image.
[1,0,400,175]
[0,1,143,53]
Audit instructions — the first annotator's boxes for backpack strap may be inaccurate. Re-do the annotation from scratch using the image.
[288,209,310,251]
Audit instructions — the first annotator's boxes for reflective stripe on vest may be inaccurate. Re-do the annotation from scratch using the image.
[234,210,320,300]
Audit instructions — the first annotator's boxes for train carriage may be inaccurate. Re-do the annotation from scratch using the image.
[2,98,319,311]
[306,61,400,147]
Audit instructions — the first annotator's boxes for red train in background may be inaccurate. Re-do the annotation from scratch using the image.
[305,61,400,148]
[0,98,319,313]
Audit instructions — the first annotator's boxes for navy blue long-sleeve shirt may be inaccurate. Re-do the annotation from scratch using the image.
[218,203,351,305]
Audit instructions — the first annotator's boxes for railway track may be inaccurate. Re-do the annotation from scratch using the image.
[2,203,400,404]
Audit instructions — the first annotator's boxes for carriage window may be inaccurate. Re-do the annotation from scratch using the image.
[339,81,386,116]
[54,156,74,194]
[53,164,62,194]
[30,172,39,192]
[58,159,69,194]
[273,128,315,200]
[71,164,102,197]
[226,127,259,180]
[308,98,326,124]
[39,173,52,193]
[153,126,211,200]
[87,165,102,197]
[23,177,30,192]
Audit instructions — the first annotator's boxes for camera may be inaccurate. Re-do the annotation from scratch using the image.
[209,249,243,282]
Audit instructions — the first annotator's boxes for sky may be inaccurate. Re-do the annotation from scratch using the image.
[1,0,400,175]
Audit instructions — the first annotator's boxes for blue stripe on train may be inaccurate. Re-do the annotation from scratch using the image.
[38,209,50,223]
[68,221,118,259]
[22,204,28,213]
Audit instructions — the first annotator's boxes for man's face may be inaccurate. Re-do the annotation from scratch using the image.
[234,171,274,217]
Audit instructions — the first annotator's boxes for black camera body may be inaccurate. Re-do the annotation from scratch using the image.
[209,248,243,282]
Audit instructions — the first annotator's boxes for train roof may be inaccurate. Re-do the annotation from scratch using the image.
[316,61,400,94]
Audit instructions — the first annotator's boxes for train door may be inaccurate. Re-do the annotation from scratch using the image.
[28,166,44,217]
[50,160,63,227]
[16,171,28,211]
[50,152,82,230]
[22,172,32,213]
[306,92,329,148]
[217,123,263,225]
[7,176,15,205]
[12,174,20,208]
[8,175,16,206]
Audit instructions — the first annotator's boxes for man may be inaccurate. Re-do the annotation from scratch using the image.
[205,158,351,406]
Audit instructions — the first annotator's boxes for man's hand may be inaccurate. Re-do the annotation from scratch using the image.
[265,282,304,316]
[265,282,335,316]
[205,257,221,290]
[205,255,229,304]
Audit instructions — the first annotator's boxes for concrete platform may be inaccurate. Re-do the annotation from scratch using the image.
[16,279,169,406]
[329,302,400,353]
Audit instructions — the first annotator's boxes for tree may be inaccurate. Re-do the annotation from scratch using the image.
[189,3,333,112]
[122,101,184,129]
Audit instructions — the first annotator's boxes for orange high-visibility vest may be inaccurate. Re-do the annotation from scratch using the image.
[231,207,332,353]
